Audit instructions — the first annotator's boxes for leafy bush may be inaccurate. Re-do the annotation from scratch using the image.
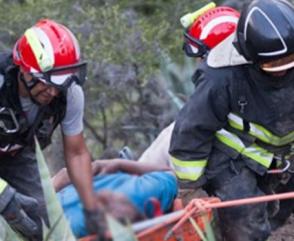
[0,0,224,170]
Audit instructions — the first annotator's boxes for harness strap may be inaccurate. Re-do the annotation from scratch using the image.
[25,107,46,146]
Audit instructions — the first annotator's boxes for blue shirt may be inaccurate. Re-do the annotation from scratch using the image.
[57,171,178,238]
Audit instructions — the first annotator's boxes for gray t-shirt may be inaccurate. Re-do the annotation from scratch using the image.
[20,83,84,136]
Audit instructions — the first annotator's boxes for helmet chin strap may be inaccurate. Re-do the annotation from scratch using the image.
[19,72,42,105]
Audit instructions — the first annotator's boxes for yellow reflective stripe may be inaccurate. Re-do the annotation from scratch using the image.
[216,129,245,153]
[228,113,294,146]
[171,156,207,181]
[216,129,273,168]
[25,28,54,72]
[227,113,243,131]
[249,123,294,146]
[242,144,273,168]
[175,171,204,181]
[171,157,207,168]
[0,179,7,194]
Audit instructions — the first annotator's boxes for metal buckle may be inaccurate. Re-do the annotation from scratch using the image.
[267,159,291,174]
[0,107,20,133]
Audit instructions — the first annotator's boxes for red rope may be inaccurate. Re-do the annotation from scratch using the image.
[168,191,294,236]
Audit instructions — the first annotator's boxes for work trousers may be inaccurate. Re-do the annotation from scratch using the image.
[0,147,49,233]
[204,158,294,241]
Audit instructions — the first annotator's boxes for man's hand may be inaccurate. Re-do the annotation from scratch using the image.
[0,186,42,241]
[84,208,108,240]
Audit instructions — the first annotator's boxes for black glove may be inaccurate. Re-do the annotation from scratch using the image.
[0,186,42,241]
[84,208,108,240]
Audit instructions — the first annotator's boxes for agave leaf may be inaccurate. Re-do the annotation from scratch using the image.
[203,215,216,241]
[0,216,26,241]
[106,214,138,241]
[35,137,76,241]
[188,217,208,241]
[188,215,216,241]
[42,220,54,241]
[159,52,196,111]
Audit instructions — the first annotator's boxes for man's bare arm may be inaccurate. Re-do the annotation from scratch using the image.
[63,132,96,210]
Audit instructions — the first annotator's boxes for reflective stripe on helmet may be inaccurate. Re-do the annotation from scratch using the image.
[171,156,207,181]
[235,0,294,63]
[227,113,294,146]
[200,15,239,40]
[0,178,7,194]
[244,7,287,58]
[24,27,54,72]
[216,129,273,168]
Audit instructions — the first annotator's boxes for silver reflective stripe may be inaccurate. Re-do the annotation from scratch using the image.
[227,113,294,146]
[172,164,205,180]
[216,129,245,151]
[242,144,273,168]
[227,113,243,130]
[216,129,273,168]
[0,178,7,194]
[171,156,207,181]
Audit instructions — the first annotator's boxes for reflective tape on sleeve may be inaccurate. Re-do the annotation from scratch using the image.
[216,128,273,168]
[171,156,207,181]
[0,179,7,194]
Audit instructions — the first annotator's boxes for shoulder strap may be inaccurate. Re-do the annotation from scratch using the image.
[233,66,250,132]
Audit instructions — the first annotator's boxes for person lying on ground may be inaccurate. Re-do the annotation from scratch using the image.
[52,159,178,238]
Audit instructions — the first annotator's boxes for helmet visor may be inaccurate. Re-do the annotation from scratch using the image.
[260,53,294,72]
[31,62,87,90]
[183,31,209,58]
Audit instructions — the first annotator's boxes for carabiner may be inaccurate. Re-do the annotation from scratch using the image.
[0,107,20,133]
[267,160,291,174]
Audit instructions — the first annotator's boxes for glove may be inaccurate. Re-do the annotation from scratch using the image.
[0,185,42,241]
[84,208,107,240]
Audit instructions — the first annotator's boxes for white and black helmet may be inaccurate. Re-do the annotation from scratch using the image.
[234,0,294,65]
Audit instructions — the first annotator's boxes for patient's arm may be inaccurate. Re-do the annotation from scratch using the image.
[52,159,173,192]
[92,159,173,176]
[52,168,71,192]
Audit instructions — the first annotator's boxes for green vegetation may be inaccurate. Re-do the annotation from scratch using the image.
[0,0,223,170]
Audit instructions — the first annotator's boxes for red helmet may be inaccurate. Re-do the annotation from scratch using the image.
[13,19,86,89]
[183,6,240,58]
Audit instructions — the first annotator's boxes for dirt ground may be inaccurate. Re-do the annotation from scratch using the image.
[179,189,294,241]
[269,215,294,241]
